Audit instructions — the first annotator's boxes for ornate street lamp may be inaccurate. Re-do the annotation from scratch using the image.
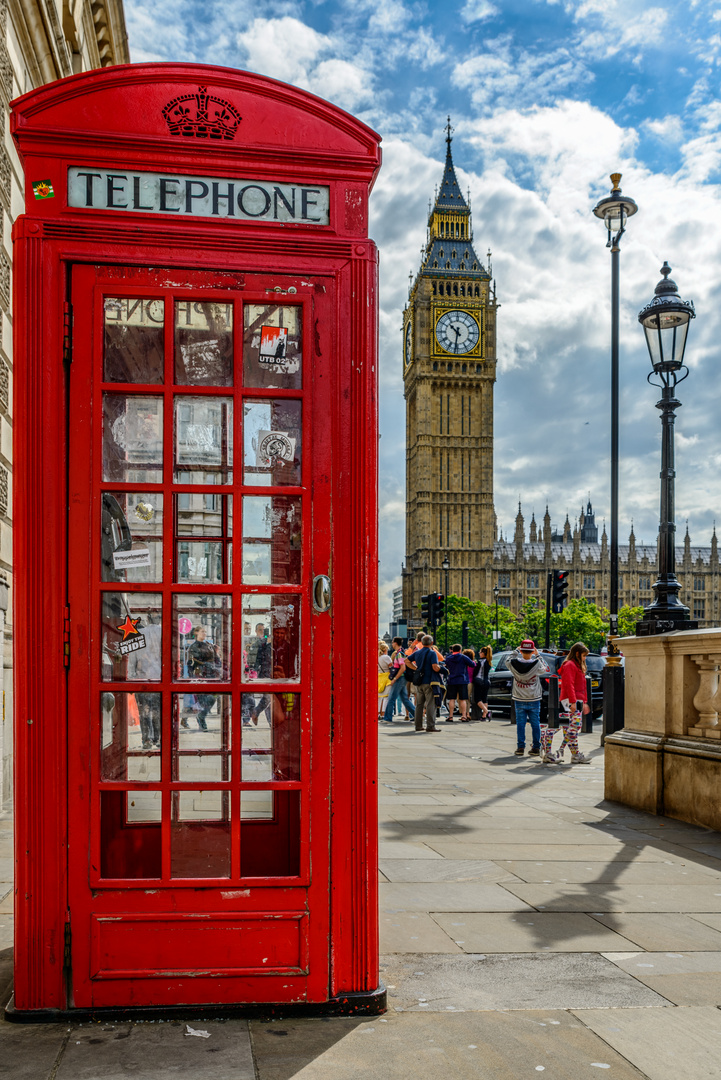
[636,263,697,635]
[442,554,450,651]
[593,174,638,630]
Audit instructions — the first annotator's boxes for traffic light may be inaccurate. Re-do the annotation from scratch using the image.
[551,569,570,613]
[434,593,445,621]
[420,594,433,623]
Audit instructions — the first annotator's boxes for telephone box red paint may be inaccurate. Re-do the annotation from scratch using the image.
[10,64,381,1016]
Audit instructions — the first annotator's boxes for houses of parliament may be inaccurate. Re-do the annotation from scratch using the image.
[400,125,720,630]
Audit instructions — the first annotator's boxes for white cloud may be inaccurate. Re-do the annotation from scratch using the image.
[453,37,592,113]
[459,0,499,24]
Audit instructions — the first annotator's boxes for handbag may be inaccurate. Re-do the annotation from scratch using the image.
[378,668,391,693]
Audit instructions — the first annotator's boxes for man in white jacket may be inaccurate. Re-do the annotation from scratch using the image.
[507,638,548,758]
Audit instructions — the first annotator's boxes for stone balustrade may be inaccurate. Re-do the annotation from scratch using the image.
[605,626,721,831]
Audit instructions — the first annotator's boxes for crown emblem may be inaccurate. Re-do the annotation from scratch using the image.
[162,86,241,141]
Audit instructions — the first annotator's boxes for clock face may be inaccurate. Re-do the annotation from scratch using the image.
[404,322,412,367]
[435,310,480,355]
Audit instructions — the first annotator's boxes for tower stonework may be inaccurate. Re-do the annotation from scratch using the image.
[402,124,497,622]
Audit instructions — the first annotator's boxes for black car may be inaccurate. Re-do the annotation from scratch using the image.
[487,651,604,723]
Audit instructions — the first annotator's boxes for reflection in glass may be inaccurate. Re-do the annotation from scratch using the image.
[104,297,165,384]
[101,492,163,583]
[242,496,301,584]
[242,594,300,682]
[175,300,233,386]
[173,594,231,681]
[241,792,300,877]
[175,492,232,584]
[241,693,300,781]
[171,790,231,878]
[243,304,301,389]
[101,593,162,683]
[100,790,162,878]
[243,399,302,486]
[100,692,161,782]
[173,694,231,781]
[103,394,163,483]
[174,396,233,484]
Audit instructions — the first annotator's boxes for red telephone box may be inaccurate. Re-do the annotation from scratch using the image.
[9,64,381,1018]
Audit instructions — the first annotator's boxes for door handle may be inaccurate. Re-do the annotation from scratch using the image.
[313,574,331,613]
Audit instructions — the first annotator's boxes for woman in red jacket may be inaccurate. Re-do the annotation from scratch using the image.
[552,641,591,764]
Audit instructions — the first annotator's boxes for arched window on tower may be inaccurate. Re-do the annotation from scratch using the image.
[452,250,457,259]
[433,362,438,371]
[432,281,437,293]
[453,283,458,296]
[476,364,482,373]
[433,260,438,268]
[446,262,451,269]
[474,285,480,297]
[462,363,467,373]
[460,284,465,296]
[439,249,444,258]
[460,262,465,270]
[472,263,477,270]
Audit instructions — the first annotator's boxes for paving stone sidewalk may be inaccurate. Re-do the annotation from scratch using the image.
[3,718,721,1078]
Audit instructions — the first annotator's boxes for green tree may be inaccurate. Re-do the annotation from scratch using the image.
[617,604,644,637]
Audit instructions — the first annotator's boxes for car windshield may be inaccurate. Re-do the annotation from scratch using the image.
[586,655,605,672]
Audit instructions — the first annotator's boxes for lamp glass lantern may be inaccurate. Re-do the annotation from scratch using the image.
[638,262,695,375]
[442,556,450,572]
[592,173,638,246]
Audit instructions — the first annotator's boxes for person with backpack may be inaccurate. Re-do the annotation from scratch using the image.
[444,643,477,722]
[406,634,441,732]
[507,639,548,757]
[381,637,416,724]
[550,641,592,764]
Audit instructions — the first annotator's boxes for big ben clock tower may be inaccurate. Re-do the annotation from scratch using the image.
[402,120,498,622]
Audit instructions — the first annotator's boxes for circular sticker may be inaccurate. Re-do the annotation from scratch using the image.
[134,500,155,522]
[259,432,293,463]
[178,617,193,635]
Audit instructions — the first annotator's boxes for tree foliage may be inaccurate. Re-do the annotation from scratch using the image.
[415,594,645,654]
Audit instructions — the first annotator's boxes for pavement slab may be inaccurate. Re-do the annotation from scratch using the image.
[574,1005,721,1080]
[502,882,721,912]
[378,859,522,884]
[431,912,640,952]
[377,842,444,860]
[251,1011,650,1080]
[422,842,678,861]
[499,860,721,884]
[588,912,721,951]
[380,953,670,1011]
[379,911,462,953]
[53,1020,255,1080]
[0,1019,68,1080]
[379,882,532,912]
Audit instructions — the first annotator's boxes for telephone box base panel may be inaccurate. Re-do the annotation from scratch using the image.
[4,985,387,1024]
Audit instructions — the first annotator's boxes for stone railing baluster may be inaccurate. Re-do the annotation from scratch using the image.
[689,654,721,737]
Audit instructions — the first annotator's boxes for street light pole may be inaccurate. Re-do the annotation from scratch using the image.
[442,554,450,652]
[636,263,697,635]
[593,174,637,630]
[493,583,499,642]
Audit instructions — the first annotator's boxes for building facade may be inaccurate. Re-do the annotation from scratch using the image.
[401,133,719,632]
[401,123,498,621]
[1,0,129,806]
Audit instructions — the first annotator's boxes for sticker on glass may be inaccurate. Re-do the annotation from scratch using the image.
[112,548,152,571]
[116,614,148,655]
[259,326,288,366]
[256,430,296,467]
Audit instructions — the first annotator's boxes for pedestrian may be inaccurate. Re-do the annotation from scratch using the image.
[552,641,592,764]
[507,638,548,757]
[382,637,416,724]
[378,641,393,720]
[470,645,492,721]
[187,626,221,731]
[444,644,476,722]
[406,634,441,732]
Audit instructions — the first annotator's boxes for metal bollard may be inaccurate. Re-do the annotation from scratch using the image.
[602,664,625,745]
[582,674,594,733]
[547,675,560,728]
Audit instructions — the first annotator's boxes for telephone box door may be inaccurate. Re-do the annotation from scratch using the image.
[67,262,333,1007]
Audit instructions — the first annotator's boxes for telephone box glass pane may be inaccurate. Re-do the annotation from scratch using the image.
[175,492,232,584]
[102,492,163,583]
[103,394,163,483]
[104,298,165,384]
[101,593,162,682]
[171,790,231,878]
[241,693,300,781]
[173,693,231,781]
[242,595,300,682]
[243,304,301,389]
[173,594,232,681]
[100,691,161,782]
[176,491,229,537]
[243,399,302,486]
[242,496,301,584]
[174,300,233,386]
[174,396,233,484]
[241,791,300,877]
[100,790,162,879]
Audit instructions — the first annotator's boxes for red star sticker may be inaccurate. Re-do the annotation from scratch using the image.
[117,615,141,641]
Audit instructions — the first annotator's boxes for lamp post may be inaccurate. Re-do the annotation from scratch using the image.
[442,554,450,651]
[636,263,697,636]
[493,583,499,642]
[593,174,638,631]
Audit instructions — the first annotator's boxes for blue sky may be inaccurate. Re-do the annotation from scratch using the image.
[126,0,721,628]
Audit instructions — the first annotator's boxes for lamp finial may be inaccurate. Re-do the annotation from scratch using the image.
[610,173,622,191]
